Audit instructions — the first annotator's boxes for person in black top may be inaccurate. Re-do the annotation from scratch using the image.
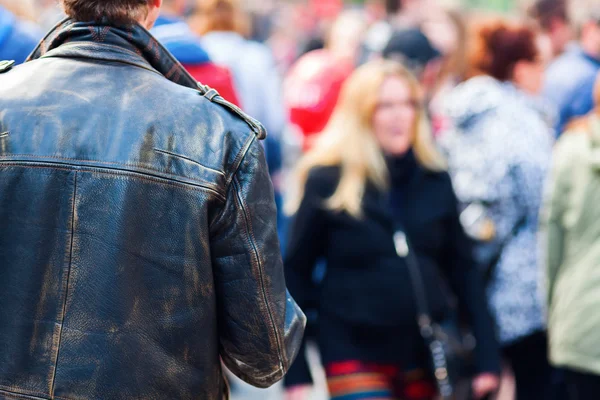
[284,60,501,400]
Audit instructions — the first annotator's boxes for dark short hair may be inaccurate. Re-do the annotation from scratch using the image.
[385,0,401,15]
[528,0,569,30]
[468,19,539,82]
[61,0,152,23]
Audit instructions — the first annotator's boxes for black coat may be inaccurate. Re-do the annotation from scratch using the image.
[284,152,500,385]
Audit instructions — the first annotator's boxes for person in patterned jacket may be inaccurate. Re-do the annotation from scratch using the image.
[440,18,556,400]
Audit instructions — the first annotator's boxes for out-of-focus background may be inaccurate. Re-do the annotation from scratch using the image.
[3,0,600,399]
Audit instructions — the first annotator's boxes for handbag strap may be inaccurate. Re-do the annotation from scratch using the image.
[393,231,434,335]
[395,230,456,399]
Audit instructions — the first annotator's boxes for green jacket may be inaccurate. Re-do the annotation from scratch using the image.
[542,114,600,375]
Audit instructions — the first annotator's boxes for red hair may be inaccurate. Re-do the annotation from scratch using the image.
[467,19,539,82]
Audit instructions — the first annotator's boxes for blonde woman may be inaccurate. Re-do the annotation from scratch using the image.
[284,60,500,400]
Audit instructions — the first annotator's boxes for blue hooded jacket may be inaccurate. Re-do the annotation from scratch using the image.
[0,6,41,64]
[151,15,211,65]
[544,46,600,136]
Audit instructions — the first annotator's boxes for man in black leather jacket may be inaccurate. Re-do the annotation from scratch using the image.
[0,1,305,399]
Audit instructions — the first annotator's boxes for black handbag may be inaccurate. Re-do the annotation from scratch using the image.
[393,230,476,400]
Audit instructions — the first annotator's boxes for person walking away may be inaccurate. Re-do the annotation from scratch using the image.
[440,18,555,400]
[284,59,501,400]
[193,0,287,240]
[543,9,600,135]
[284,10,366,152]
[362,0,438,62]
[529,0,573,59]
[382,28,444,104]
[151,0,240,105]
[421,9,469,137]
[193,0,285,150]
[0,0,305,399]
[542,74,600,400]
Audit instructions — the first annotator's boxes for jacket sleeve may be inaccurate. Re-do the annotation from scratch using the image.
[210,135,306,388]
[540,135,575,308]
[442,175,502,375]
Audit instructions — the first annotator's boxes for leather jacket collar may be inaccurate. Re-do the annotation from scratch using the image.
[25,18,268,140]
[27,18,199,90]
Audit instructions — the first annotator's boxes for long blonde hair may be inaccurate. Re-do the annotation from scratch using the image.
[286,59,446,218]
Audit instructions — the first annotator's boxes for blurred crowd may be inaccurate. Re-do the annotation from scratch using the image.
[3,0,600,399]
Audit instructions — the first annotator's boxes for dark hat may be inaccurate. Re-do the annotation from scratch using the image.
[382,28,441,72]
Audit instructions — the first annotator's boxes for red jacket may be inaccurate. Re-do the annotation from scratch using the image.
[185,63,241,107]
[151,16,241,107]
[284,50,354,150]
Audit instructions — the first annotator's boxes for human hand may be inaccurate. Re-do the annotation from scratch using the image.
[285,385,312,400]
[472,373,500,399]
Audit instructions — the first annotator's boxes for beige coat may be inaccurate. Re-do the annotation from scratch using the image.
[542,114,600,375]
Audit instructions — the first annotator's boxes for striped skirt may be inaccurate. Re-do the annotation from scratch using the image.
[326,361,437,400]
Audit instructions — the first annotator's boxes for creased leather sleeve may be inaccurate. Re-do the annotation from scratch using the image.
[210,135,306,388]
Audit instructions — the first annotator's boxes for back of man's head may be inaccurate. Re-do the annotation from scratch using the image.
[385,0,400,16]
[61,0,153,24]
[529,0,572,56]
[529,0,569,31]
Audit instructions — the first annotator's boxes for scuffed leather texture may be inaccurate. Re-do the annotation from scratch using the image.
[0,20,305,400]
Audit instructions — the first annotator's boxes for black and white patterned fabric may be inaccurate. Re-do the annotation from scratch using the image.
[439,76,555,345]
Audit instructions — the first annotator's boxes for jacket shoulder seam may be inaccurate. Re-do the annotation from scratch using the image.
[225,133,257,190]
[196,87,267,140]
[208,133,257,235]
[153,148,226,177]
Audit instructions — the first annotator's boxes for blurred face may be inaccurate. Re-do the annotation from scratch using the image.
[422,10,459,56]
[398,0,430,24]
[547,18,573,56]
[364,0,386,23]
[165,0,187,15]
[581,21,600,58]
[372,76,418,156]
[329,12,366,62]
[513,35,552,95]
